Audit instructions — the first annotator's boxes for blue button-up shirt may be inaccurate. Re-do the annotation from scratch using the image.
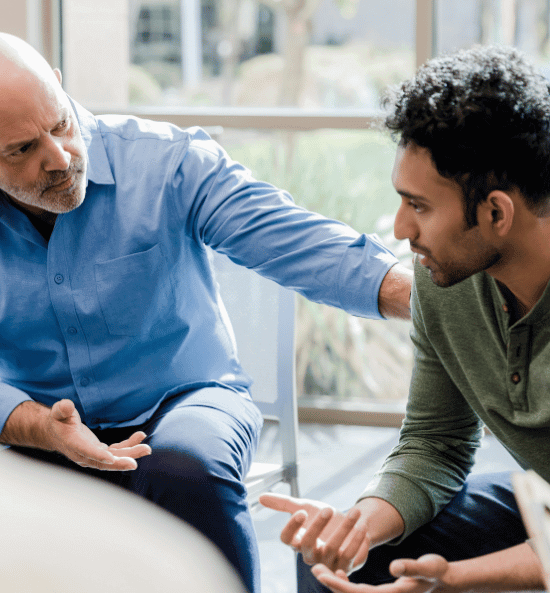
[0,100,398,431]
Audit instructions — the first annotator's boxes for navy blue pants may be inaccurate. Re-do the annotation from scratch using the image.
[9,387,264,593]
[298,472,528,592]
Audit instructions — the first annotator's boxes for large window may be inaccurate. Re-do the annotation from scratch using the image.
[435,0,550,65]
[15,0,547,421]
[52,0,417,418]
[58,0,416,110]
[224,128,412,408]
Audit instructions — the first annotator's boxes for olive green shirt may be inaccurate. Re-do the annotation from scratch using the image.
[361,261,550,541]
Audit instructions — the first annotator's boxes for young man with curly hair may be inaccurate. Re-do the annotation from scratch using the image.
[262,45,550,592]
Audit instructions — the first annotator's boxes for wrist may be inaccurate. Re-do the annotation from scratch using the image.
[378,264,413,320]
[37,406,56,451]
[354,497,405,549]
[0,400,55,450]
[442,561,465,593]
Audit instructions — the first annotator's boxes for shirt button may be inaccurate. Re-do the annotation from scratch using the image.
[54,274,64,284]
[511,372,521,384]
[80,377,90,387]
[68,327,77,335]
[502,304,508,313]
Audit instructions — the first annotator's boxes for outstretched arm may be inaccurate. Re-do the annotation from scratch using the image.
[311,543,544,593]
[0,399,151,471]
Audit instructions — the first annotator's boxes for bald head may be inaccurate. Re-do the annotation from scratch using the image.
[0,33,87,216]
[0,33,60,90]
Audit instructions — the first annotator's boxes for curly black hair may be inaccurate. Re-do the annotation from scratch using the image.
[383,45,550,226]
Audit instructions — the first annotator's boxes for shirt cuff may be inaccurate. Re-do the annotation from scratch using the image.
[0,382,32,435]
[358,472,435,543]
[337,233,399,320]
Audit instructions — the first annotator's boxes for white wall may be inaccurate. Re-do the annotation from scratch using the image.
[62,0,130,108]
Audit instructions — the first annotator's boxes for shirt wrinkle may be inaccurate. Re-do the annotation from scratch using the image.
[0,100,396,432]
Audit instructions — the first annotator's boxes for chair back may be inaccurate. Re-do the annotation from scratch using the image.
[210,249,299,494]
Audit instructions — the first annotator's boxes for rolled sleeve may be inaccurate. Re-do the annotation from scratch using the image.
[359,472,435,544]
[0,382,32,435]
[337,234,399,319]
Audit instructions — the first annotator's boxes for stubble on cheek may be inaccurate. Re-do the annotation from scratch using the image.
[3,157,87,214]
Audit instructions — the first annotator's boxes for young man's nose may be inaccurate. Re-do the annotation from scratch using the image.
[393,204,415,242]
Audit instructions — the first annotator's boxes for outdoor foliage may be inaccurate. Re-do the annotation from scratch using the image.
[227,128,414,402]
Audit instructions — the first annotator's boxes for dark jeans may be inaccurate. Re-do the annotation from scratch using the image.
[298,472,527,592]
[8,387,263,593]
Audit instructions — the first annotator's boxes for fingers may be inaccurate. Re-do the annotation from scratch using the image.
[312,565,366,593]
[84,432,151,466]
[109,431,147,449]
[389,555,448,580]
[300,507,334,558]
[260,493,309,514]
[294,507,366,573]
[108,443,152,459]
[278,509,307,547]
[76,456,138,471]
[334,517,369,574]
[108,432,152,459]
[71,447,140,471]
[321,508,361,569]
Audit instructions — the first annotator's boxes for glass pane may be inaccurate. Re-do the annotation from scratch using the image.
[60,1,416,408]
[222,128,413,403]
[62,0,416,110]
[436,0,550,66]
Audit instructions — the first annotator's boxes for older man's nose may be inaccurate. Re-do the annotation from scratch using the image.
[43,137,71,172]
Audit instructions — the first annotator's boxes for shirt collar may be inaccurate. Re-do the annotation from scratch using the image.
[68,96,115,186]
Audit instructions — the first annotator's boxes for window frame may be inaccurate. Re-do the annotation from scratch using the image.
[10,0,438,426]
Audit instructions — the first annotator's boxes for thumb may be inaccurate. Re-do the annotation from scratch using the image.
[390,555,448,579]
[51,399,77,422]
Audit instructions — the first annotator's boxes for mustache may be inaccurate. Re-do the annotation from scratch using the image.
[409,241,430,256]
[40,160,85,193]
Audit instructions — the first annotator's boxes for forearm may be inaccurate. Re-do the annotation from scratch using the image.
[448,542,544,592]
[353,496,405,548]
[378,264,413,320]
[0,400,54,450]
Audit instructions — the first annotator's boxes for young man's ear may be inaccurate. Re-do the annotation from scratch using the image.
[54,67,62,85]
[477,190,514,238]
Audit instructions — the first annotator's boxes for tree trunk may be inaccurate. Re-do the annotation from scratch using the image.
[278,2,310,107]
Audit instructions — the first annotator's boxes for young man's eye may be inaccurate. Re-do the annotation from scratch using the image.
[408,200,424,213]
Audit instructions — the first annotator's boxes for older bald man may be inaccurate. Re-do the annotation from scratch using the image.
[0,33,411,592]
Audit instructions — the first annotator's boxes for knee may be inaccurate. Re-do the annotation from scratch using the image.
[136,447,211,492]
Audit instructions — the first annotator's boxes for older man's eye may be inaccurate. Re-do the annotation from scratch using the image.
[54,119,69,134]
[12,143,33,156]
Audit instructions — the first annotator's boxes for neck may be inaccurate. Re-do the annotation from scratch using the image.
[3,193,57,226]
[27,208,57,226]
[488,221,550,315]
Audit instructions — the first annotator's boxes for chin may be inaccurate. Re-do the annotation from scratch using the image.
[430,269,475,288]
[52,187,86,214]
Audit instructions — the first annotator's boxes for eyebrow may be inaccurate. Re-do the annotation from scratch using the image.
[395,189,431,204]
[2,109,71,153]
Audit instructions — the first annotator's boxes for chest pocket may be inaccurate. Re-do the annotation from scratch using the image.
[94,244,175,336]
